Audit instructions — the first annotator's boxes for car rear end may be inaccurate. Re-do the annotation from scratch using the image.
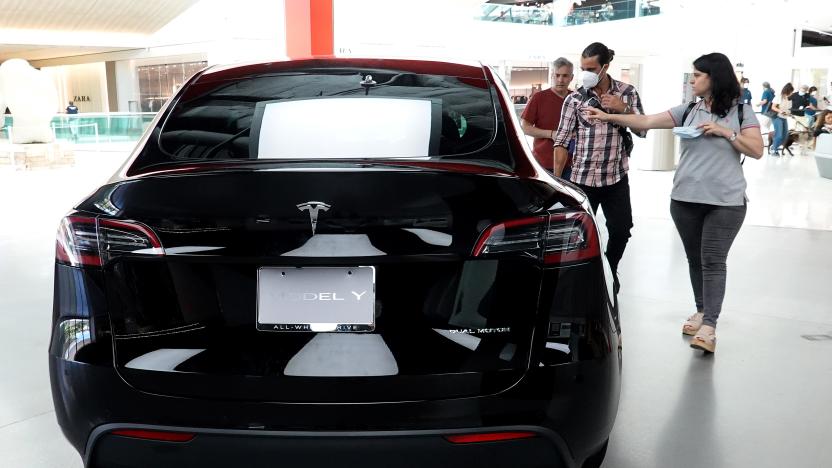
[49,58,620,468]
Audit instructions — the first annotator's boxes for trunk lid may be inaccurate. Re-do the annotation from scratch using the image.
[83,165,567,402]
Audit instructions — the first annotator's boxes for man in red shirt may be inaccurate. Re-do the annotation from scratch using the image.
[520,57,574,175]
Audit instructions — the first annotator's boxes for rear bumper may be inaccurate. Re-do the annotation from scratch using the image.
[88,424,569,468]
[50,342,619,468]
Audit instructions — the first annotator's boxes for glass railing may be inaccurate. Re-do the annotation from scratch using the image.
[2,112,156,144]
[477,0,660,27]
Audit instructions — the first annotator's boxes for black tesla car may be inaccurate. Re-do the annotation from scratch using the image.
[49,58,621,468]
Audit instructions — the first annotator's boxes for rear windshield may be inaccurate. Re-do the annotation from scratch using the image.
[152,68,501,167]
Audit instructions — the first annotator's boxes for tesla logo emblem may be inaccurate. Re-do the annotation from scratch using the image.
[297,201,330,235]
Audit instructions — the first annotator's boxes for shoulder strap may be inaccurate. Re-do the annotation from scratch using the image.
[737,102,746,165]
[681,101,696,126]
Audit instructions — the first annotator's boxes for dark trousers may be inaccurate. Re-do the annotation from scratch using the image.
[575,175,633,276]
[669,200,746,327]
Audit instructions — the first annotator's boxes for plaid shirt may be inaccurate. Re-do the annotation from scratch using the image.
[553,78,646,187]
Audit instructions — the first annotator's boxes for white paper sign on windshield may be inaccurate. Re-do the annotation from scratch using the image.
[254,97,436,159]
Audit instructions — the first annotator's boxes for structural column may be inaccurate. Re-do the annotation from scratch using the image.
[285,0,334,58]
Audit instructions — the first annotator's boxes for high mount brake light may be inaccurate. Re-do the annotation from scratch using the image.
[473,211,600,265]
[56,216,164,267]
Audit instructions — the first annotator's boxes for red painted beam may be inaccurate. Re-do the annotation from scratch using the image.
[285,0,333,59]
[310,0,334,56]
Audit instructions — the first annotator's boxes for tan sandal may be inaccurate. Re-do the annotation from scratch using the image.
[690,325,716,353]
[682,312,704,336]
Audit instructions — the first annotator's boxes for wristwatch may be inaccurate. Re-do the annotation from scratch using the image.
[728,131,737,142]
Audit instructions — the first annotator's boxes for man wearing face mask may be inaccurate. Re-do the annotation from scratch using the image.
[553,42,646,294]
[789,85,811,117]
[741,78,752,105]
[790,85,813,147]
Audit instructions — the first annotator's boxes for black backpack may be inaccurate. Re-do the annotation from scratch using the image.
[680,101,747,164]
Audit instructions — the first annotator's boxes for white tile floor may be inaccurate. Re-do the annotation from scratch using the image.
[629,149,832,231]
[609,217,832,468]
[1,146,831,467]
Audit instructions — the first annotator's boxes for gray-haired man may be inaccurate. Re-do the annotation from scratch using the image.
[520,57,574,177]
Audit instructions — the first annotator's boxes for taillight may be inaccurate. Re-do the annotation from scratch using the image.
[473,217,545,259]
[56,217,101,267]
[473,211,599,265]
[543,211,600,264]
[55,216,164,267]
[98,219,163,254]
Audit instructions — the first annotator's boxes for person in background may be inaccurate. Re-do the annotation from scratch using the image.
[813,110,832,138]
[740,77,752,105]
[583,52,764,353]
[553,42,647,294]
[600,1,614,21]
[759,81,774,113]
[806,86,819,129]
[789,85,812,152]
[769,83,793,156]
[758,81,776,151]
[521,57,575,179]
[65,101,79,142]
[789,84,811,117]
[824,81,832,108]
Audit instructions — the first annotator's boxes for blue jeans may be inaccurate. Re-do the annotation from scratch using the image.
[771,116,788,152]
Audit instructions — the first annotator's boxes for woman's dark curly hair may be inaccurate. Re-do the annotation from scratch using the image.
[692,53,740,118]
[780,83,794,97]
[817,110,830,133]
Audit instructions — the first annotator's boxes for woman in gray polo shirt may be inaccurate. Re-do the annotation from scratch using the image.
[583,53,764,353]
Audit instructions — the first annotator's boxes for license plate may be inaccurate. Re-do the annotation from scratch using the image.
[257,267,375,332]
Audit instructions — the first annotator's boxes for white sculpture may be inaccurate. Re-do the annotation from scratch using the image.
[0,59,59,144]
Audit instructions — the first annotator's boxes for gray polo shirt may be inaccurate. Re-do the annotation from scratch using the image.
[667,101,760,206]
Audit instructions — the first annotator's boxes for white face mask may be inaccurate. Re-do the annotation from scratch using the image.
[579,65,606,89]
[672,126,704,139]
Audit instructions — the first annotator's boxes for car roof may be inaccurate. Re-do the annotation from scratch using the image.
[199,57,488,83]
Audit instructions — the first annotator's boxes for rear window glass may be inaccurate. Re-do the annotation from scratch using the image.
[156,69,499,164]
